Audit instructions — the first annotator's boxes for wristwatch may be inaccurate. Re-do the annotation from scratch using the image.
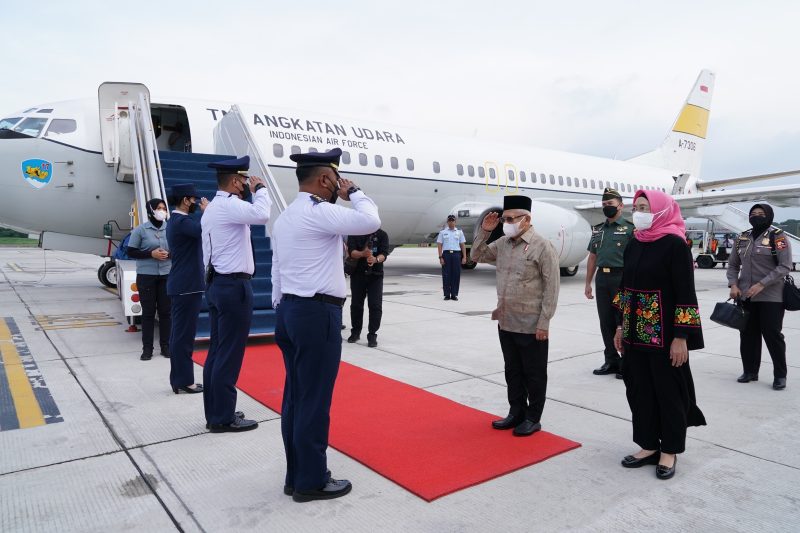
[347,185,361,197]
[254,183,266,192]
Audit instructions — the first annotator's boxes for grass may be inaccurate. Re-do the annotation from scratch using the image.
[0,237,37,247]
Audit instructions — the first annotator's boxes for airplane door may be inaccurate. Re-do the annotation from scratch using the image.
[98,82,151,166]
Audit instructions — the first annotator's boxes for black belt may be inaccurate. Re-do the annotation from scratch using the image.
[445,250,461,254]
[283,293,346,307]
[598,267,623,274]
[215,272,252,280]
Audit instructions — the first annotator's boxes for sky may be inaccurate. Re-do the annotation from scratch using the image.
[2,0,799,220]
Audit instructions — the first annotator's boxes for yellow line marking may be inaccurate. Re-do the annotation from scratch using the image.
[7,263,22,272]
[0,320,45,428]
[38,322,120,331]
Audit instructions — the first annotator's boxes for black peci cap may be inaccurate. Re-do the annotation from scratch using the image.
[503,195,532,211]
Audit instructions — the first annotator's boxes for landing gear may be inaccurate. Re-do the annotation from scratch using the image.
[695,254,715,269]
[560,265,579,277]
[98,260,117,288]
[462,259,477,270]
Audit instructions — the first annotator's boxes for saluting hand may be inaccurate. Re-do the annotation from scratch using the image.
[199,197,209,212]
[337,178,356,201]
[249,176,267,192]
[482,212,500,231]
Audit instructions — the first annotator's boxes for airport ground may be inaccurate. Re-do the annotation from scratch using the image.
[0,246,798,532]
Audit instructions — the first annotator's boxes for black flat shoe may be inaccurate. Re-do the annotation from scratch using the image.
[292,478,352,502]
[367,334,378,348]
[737,373,758,383]
[451,296,458,301]
[284,470,331,496]
[206,411,245,430]
[208,417,258,433]
[656,455,677,480]
[444,296,451,300]
[593,362,619,375]
[160,346,170,358]
[491,413,525,430]
[773,378,787,390]
[173,384,203,394]
[621,451,660,468]
[140,352,152,361]
[512,419,542,436]
[347,334,360,343]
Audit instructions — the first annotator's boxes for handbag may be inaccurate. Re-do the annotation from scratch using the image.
[710,298,750,330]
[344,256,358,276]
[783,275,800,311]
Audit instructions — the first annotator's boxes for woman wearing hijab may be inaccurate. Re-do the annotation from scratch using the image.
[613,190,706,480]
[127,199,172,360]
[726,203,793,390]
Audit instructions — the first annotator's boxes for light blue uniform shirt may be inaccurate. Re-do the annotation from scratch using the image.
[129,220,172,275]
[437,227,466,251]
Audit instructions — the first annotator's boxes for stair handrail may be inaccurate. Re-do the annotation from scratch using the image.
[136,92,168,215]
[128,100,148,226]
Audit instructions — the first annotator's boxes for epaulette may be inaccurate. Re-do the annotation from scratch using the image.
[309,194,327,204]
[773,228,784,235]
[741,229,752,236]
[592,222,603,230]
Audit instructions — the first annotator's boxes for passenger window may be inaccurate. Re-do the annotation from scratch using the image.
[566,176,572,186]
[582,178,588,188]
[13,117,49,137]
[558,176,564,185]
[0,117,22,130]
[390,156,398,169]
[406,158,414,171]
[375,155,383,168]
[540,173,547,184]
[359,153,368,166]
[468,165,475,177]
[489,168,496,180]
[308,147,318,153]
[272,143,284,157]
[549,174,555,185]
[591,179,596,189]
[291,145,302,155]
[457,164,464,176]
[433,161,440,173]
[341,150,351,164]
[508,169,515,181]
[478,166,486,178]
[520,171,526,182]
[614,182,619,190]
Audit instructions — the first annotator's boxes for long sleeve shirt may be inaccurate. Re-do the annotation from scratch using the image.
[726,228,793,303]
[471,226,560,333]
[271,191,380,306]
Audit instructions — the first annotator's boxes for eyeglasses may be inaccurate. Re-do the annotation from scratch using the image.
[500,214,526,223]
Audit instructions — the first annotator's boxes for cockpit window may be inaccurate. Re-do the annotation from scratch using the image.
[0,117,22,130]
[13,117,49,137]
[45,119,77,137]
[37,109,53,114]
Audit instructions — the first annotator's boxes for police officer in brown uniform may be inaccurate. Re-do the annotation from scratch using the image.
[727,203,793,390]
[585,188,633,378]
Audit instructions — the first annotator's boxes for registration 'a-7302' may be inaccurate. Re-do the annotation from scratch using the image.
[677,139,696,151]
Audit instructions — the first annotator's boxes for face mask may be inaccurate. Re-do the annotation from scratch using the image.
[749,215,767,229]
[602,205,619,219]
[632,211,654,230]
[239,180,252,202]
[187,201,198,214]
[153,210,167,222]
[327,178,340,205]
[503,222,521,237]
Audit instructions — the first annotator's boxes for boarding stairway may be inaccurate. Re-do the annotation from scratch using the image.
[158,151,277,338]
[693,204,800,269]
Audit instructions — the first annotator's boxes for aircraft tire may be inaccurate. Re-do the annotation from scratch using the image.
[98,260,118,289]
[461,260,477,270]
[696,254,715,269]
[560,266,579,277]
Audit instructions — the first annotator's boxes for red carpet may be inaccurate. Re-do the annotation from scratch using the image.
[194,344,581,501]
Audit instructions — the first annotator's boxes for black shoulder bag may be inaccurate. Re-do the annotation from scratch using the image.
[768,231,800,311]
[710,298,750,330]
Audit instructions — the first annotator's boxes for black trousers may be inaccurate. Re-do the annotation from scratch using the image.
[623,347,706,454]
[137,274,171,354]
[441,251,462,297]
[595,271,623,365]
[350,272,383,335]
[498,328,548,423]
[169,292,202,388]
[276,297,342,492]
[740,301,787,378]
[203,277,253,425]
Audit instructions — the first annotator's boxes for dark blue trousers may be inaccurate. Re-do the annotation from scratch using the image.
[276,297,342,491]
[442,250,462,297]
[203,277,253,425]
[169,292,203,388]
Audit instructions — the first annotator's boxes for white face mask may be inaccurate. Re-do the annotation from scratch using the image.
[632,211,654,230]
[153,210,167,222]
[503,222,521,237]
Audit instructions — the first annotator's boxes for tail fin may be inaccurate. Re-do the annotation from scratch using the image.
[627,69,715,177]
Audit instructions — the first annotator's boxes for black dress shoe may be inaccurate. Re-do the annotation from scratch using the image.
[451,296,459,301]
[773,377,787,390]
[656,455,677,480]
[367,334,378,348]
[160,345,170,358]
[347,333,360,343]
[737,373,759,383]
[593,362,619,375]
[292,478,352,502]
[444,296,451,300]
[513,419,542,436]
[491,413,525,430]
[284,470,331,496]
[173,384,203,394]
[621,451,660,468]
[206,411,246,430]
[140,351,152,361]
[208,417,258,433]
[615,372,623,380]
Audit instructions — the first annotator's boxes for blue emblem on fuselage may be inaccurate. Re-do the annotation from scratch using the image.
[21,159,53,189]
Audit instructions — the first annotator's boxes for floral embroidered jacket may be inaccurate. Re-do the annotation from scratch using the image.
[613,234,704,351]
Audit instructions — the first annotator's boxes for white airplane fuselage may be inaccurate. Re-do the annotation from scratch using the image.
[0,95,680,269]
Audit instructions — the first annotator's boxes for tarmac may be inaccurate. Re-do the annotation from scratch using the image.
[0,246,798,533]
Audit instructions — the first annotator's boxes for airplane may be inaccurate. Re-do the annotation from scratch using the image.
[1,69,799,290]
